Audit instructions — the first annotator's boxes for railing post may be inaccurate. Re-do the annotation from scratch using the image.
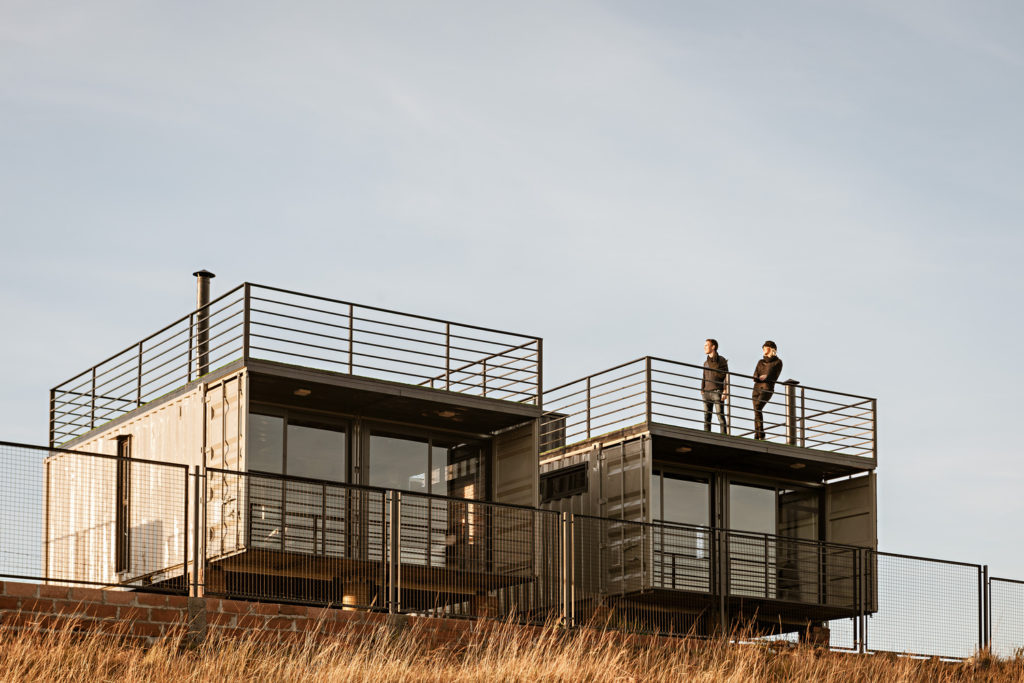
[482,359,487,398]
[536,338,543,406]
[586,376,592,440]
[799,387,806,447]
[645,357,653,425]
[725,375,732,434]
[242,283,251,362]
[90,367,96,430]
[783,380,800,446]
[187,312,194,382]
[348,303,354,375]
[137,341,143,407]
[871,399,878,459]
[444,323,451,391]
[388,491,401,614]
[48,389,55,449]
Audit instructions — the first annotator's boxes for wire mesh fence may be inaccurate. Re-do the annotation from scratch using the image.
[990,577,1024,659]
[393,492,562,623]
[8,439,1024,659]
[203,468,387,609]
[862,552,983,659]
[0,441,189,593]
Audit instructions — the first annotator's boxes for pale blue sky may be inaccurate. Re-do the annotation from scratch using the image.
[1,1,1022,576]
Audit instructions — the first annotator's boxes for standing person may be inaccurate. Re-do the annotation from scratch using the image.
[751,341,783,440]
[702,339,729,434]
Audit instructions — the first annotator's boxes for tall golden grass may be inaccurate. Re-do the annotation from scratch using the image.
[0,617,1020,682]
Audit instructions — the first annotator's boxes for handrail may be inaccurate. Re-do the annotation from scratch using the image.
[51,282,543,444]
[542,355,876,459]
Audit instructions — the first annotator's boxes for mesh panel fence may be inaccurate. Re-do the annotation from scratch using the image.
[0,441,188,592]
[394,492,562,623]
[990,578,1024,659]
[863,552,982,658]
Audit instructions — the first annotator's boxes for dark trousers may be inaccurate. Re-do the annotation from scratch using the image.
[752,388,774,439]
[702,390,727,434]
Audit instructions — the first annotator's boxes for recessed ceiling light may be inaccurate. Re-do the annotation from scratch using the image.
[436,410,458,419]
[293,388,312,397]
[675,446,692,454]
[790,463,806,469]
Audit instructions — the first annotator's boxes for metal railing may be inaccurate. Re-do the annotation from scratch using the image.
[6,439,1024,660]
[50,284,543,445]
[541,357,876,459]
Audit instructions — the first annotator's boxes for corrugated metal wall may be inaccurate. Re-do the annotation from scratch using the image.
[492,420,539,508]
[44,370,248,586]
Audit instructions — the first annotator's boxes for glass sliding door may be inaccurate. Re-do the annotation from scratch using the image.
[728,483,777,598]
[651,471,711,592]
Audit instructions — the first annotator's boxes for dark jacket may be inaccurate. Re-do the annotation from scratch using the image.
[702,354,729,393]
[753,355,783,392]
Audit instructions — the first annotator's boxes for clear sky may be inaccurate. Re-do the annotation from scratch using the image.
[1,2,1022,576]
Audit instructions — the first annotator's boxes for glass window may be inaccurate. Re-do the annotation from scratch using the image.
[287,421,346,482]
[432,442,482,499]
[778,489,819,541]
[662,474,710,527]
[370,433,428,493]
[249,414,283,474]
[729,483,776,534]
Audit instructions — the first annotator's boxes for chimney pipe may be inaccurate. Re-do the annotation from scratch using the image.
[193,270,215,378]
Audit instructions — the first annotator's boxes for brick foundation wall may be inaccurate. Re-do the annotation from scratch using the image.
[0,580,684,650]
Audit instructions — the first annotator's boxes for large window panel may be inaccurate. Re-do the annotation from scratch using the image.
[662,474,710,527]
[370,433,428,493]
[249,414,284,474]
[287,421,346,482]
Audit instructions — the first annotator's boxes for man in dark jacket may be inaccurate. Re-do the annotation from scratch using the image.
[702,339,729,434]
[751,340,783,440]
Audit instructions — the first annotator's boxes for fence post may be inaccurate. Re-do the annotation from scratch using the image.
[191,467,204,598]
[388,491,401,614]
[561,512,574,629]
[980,564,988,652]
[183,466,189,597]
[718,527,728,636]
[859,548,868,654]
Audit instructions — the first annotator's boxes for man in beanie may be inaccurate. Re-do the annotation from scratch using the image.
[702,339,729,434]
[751,341,783,440]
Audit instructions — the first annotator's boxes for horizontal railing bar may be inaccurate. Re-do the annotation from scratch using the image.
[250,283,542,342]
[51,287,244,392]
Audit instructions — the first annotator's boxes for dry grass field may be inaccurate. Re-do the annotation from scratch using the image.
[0,618,1021,682]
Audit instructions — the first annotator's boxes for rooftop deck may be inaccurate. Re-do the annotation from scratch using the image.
[50,284,542,445]
[540,357,876,467]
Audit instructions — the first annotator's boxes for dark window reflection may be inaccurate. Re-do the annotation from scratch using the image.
[287,422,346,482]
[370,433,428,493]
[729,483,776,534]
[249,414,283,474]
